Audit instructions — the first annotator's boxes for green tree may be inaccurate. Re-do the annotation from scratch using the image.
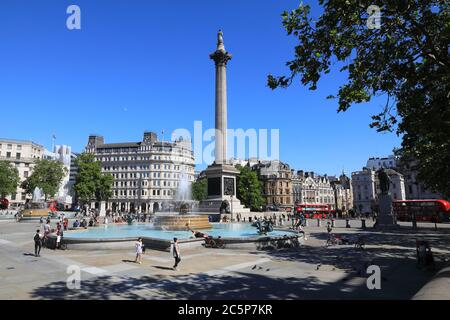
[74,153,113,205]
[21,159,67,200]
[236,165,265,211]
[0,161,20,198]
[192,177,207,201]
[268,1,450,196]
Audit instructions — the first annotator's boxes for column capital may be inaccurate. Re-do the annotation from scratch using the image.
[210,50,232,66]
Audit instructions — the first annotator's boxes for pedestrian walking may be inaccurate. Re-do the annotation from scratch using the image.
[327,221,332,234]
[172,237,181,271]
[34,229,43,257]
[135,238,143,264]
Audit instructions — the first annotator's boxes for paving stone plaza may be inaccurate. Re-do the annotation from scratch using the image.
[1,219,449,300]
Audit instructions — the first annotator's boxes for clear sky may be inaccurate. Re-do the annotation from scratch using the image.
[0,0,401,175]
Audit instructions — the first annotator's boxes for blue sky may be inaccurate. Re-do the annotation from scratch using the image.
[0,0,401,175]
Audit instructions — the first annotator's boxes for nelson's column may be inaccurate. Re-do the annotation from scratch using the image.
[199,30,250,219]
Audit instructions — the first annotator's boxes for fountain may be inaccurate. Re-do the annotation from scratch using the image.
[59,32,300,251]
[19,187,52,220]
[153,169,212,230]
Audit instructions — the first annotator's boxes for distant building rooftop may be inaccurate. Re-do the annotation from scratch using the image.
[0,138,44,148]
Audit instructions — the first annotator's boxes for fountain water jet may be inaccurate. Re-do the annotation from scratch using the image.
[153,167,211,230]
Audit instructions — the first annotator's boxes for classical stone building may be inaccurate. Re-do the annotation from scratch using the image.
[0,138,44,208]
[252,160,293,208]
[292,171,335,210]
[367,155,444,200]
[85,132,195,213]
[351,168,377,214]
[366,155,397,170]
[352,167,405,214]
[396,158,444,200]
[329,173,353,214]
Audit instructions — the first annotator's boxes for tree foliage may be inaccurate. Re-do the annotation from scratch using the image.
[21,159,67,200]
[74,153,113,204]
[237,165,265,211]
[0,161,20,198]
[268,1,450,196]
[192,177,208,201]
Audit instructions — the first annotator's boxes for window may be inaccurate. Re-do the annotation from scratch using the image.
[6,152,11,158]
[11,193,16,200]
[17,145,22,151]
[16,153,21,159]
[24,171,28,178]
[7,144,12,150]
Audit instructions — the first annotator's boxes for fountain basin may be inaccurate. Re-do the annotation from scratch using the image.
[60,223,300,251]
[153,214,211,230]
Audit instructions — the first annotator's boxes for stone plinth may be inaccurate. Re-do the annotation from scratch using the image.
[375,194,398,229]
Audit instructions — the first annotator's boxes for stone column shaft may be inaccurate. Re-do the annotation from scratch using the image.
[210,30,232,165]
[215,63,227,164]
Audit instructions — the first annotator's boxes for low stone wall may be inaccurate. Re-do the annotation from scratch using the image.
[142,237,204,252]
[413,264,450,300]
[0,210,18,220]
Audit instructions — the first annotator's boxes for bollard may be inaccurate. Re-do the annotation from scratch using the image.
[305,219,308,227]
[331,219,335,228]
[346,219,351,228]
[361,219,366,229]
[317,219,321,227]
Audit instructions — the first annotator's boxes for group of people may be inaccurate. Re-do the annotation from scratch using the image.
[134,237,181,271]
[34,217,65,256]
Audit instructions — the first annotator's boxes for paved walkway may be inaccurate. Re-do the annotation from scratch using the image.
[0,220,449,300]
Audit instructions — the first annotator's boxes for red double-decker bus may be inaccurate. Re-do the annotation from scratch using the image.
[295,204,333,219]
[393,200,450,223]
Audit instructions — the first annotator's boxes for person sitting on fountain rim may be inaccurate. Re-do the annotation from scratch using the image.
[190,229,209,239]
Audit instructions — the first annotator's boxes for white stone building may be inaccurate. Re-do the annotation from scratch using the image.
[292,171,336,210]
[352,167,405,214]
[86,132,195,213]
[396,158,444,200]
[0,138,44,208]
[366,155,397,170]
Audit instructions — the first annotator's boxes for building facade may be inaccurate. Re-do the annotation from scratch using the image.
[292,171,336,210]
[330,173,353,213]
[85,132,195,213]
[252,160,293,208]
[0,138,44,208]
[366,155,397,171]
[396,158,444,200]
[352,167,405,214]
